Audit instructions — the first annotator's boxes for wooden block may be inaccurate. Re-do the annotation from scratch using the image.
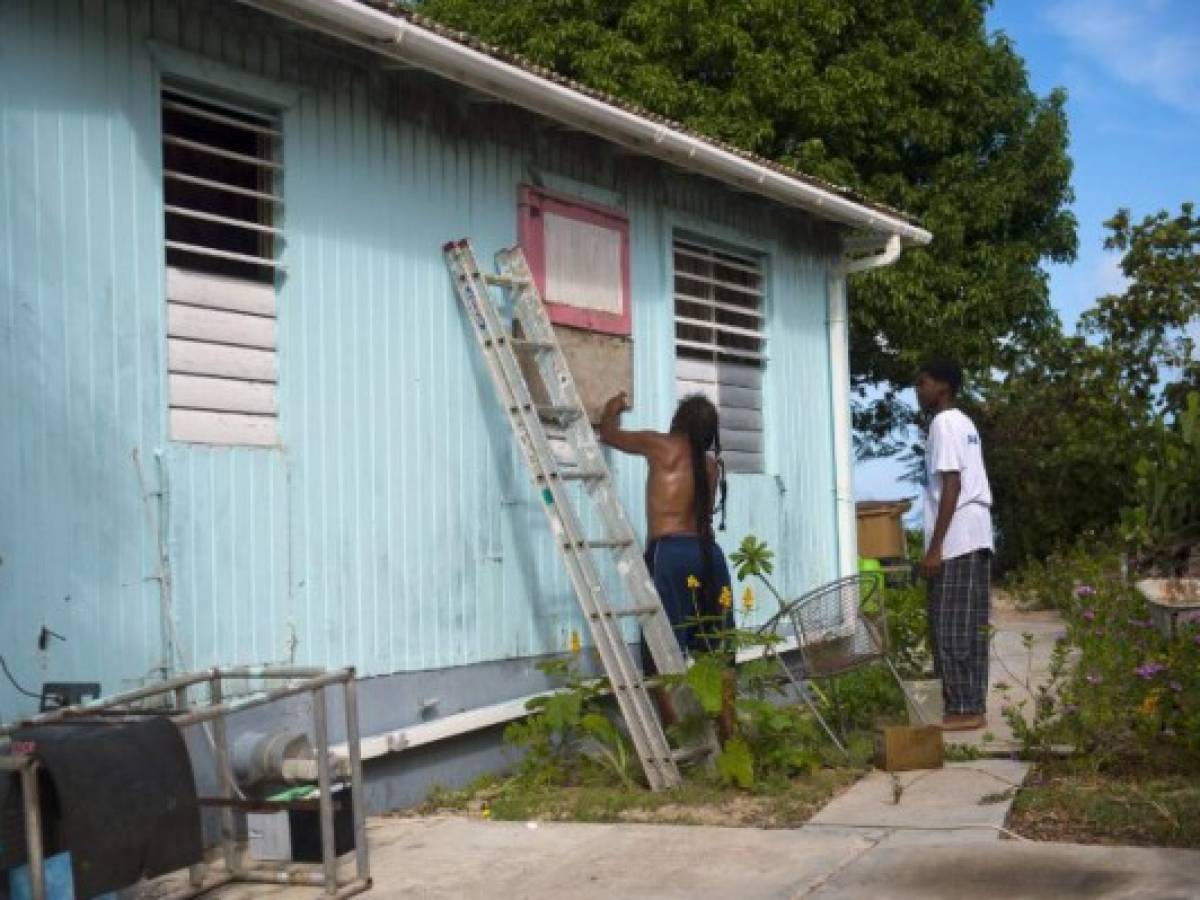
[874,725,944,772]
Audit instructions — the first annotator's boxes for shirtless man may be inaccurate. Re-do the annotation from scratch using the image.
[598,391,732,669]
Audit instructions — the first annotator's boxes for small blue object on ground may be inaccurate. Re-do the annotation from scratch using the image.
[9,852,73,900]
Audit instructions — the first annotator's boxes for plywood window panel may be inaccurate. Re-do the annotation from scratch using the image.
[519,186,632,336]
[673,238,766,474]
[161,87,281,446]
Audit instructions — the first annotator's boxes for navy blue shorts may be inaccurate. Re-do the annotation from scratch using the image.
[641,534,732,674]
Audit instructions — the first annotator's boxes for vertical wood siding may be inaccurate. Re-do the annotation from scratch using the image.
[0,0,843,715]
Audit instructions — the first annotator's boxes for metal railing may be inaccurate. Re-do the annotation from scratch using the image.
[0,666,371,900]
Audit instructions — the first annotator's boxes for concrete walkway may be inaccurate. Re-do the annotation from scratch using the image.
[204,815,1197,899]
[948,607,1067,752]
[805,759,1030,846]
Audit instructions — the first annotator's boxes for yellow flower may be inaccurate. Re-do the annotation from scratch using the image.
[718,586,733,609]
[1139,692,1160,715]
[741,586,755,612]
[686,575,701,590]
[569,629,582,655]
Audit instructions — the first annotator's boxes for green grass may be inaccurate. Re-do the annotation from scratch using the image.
[1010,757,1200,849]
[412,765,866,829]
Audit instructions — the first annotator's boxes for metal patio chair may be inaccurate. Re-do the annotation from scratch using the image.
[756,574,919,756]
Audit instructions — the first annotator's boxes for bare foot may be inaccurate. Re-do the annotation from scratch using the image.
[940,713,987,731]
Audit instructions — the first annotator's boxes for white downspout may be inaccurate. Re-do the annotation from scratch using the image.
[828,234,902,579]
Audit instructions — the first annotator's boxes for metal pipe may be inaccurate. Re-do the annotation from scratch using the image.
[826,267,857,582]
[208,676,240,877]
[171,670,353,726]
[240,0,932,247]
[175,684,209,889]
[237,872,372,899]
[153,870,236,900]
[9,669,354,731]
[0,668,219,735]
[825,235,904,583]
[1,667,338,736]
[236,869,334,886]
[312,687,339,896]
[19,761,45,900]
[342,674,370,883]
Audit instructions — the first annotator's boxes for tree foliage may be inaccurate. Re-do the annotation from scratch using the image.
[973,202,1199,571]
[419,0,1077,445]
[1083,203,1200,416]
[968,335,1154,572]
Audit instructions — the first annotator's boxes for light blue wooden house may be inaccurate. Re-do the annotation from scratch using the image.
[0,0,929,805]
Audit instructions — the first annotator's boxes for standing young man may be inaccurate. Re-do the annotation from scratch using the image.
[916,361,994,731]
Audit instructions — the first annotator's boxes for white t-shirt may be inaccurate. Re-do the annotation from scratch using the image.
[923,408,994,559]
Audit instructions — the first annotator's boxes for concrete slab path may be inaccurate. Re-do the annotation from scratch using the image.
[947,608,1066,753]
[805,760,1029,847]
[194,815,1199,899]
[192,816,1195,900]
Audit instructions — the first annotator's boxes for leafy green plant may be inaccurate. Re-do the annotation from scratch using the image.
[716,736,755,790]
[1121,392,1200,576]
[730,534,785,614]
[999,551,1200,766]
[504,656,638,788]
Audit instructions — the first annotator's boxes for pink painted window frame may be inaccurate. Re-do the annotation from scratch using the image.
[517,185,633,336]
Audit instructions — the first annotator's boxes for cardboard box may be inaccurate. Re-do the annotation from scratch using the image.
[874,725,944,772]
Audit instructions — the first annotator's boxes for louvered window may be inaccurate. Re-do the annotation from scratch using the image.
[161,87,282,447]
[673,238,765,474]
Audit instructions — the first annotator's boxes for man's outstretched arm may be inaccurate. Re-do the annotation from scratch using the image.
[598,392,665,458]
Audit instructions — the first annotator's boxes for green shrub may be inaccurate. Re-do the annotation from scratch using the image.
[1000,554,1200,765]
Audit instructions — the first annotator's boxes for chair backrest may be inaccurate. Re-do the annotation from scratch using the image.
[762,574,890,678]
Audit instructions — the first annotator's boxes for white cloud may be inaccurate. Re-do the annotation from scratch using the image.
[1045,0,1200,116]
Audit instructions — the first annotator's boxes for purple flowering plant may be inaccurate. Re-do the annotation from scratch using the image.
[1001,549,1200,762]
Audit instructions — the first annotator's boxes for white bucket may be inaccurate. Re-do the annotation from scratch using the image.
[903,678,944,726]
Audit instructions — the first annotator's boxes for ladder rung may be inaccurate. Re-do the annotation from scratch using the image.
[558,470,605,482]
[602,605,660,618]
[537,405,582,422]
[484,273,531,288]
[512,339,554,354]
[563,538,635,550]
[672,745,713,763]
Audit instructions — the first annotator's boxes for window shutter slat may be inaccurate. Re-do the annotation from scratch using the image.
[673,238,765,474]
[162,86,282,446]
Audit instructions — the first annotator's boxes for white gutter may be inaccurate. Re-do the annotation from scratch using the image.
[828,235,903,579]
[240,0,931,247]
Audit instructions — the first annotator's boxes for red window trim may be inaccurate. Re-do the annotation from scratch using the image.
[517,185,632,336]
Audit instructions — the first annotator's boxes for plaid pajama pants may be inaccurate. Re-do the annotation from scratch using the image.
[928,549,992,715]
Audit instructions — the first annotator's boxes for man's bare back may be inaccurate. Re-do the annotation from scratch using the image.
[598,393,718,539]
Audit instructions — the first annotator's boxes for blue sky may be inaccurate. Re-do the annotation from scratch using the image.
[854,0,1200,503]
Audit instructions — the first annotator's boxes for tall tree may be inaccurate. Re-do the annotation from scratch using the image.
[1083,202,1200,416]
[420,0,1078,448]
[965,202,1198,571]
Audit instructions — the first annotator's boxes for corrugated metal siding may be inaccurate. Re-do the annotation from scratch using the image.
[1,0,845,714]
[0,0,170,713]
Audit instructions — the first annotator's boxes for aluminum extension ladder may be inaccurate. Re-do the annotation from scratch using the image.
[443,239,715,791]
